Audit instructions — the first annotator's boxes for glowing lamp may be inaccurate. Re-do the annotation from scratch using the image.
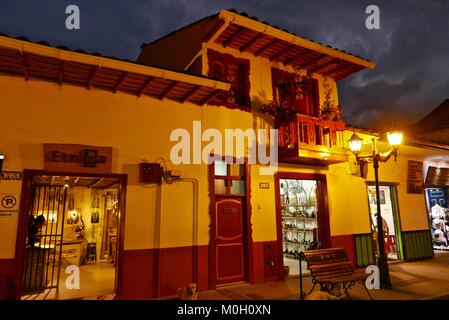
[387,131,403,149]
[348,133,363,155]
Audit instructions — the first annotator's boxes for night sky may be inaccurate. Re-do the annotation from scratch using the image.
[1,0,448,130]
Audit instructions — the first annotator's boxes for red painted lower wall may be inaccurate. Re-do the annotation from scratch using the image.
[1,241,279,300]
[117,245,209,299]
[0,259,17,300]
[252,241,278,283]
[331,235,356,267]
[118,241,275,299]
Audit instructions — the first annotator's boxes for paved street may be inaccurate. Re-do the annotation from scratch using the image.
[198,252,449,300]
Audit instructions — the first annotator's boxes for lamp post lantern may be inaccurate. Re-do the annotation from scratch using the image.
[348,130,403,289]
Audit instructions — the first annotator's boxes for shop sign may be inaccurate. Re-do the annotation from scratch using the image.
[43,144,112,174]
[0,194,20,218]
[407,160,424,194]
[426,166,449,186]
[0,171,23,180]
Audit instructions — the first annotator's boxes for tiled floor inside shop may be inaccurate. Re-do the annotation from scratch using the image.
[21,261,115,300]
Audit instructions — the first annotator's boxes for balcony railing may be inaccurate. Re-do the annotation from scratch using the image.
[277,114,348,165]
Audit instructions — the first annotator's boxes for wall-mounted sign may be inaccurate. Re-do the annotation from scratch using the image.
[0,171,23,180]
[0,194,20,217]
[259,182,270,189]
[425,166,449,186]
[407,160,424,194]
[44,144,112,174]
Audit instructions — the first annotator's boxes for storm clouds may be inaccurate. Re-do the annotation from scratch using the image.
[1,0,448,130]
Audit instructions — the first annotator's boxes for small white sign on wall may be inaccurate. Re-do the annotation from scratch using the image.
[0,193,20,217]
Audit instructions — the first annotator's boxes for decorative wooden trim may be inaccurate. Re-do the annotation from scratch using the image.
[158,81,178,100]
[301,54,327,70]
[283,50,306,66]
[58,61,64,86]
[180,85,200,103]
[269,44,296,61]
[199,89,220,106]
[114,71,128,93]
[137,76,155,97]
[21,53,29,80]
[309,58,339,74]
[87,65,100,89]
[239,32,265,52]
[254,38,279,57]
[222,25,246,47]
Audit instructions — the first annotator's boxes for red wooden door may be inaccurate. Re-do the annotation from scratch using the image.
[215,198,247,285]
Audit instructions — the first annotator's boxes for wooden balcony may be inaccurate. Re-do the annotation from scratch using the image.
[277,114,349,166]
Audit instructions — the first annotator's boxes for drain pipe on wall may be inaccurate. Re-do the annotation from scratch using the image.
[178,178,199,286]
[156,158,200,288]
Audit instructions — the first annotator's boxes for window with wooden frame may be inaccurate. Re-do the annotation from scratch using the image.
[213,159,246,196]
[207,49,251,111]
[271,68,319,117]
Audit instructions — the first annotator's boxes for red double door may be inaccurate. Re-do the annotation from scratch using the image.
[214,198,248,285]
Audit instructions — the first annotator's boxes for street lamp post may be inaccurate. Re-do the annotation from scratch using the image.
[348,131,403,289]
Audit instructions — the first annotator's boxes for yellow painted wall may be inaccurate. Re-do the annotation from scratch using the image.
[0,45,437,259]
[0,180,21,258]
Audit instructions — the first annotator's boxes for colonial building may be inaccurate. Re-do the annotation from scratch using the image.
[0,10,446,300]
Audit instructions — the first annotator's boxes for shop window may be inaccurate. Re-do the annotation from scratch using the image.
[212,159,246,196]
[425,187,449,251]
[207,50,250,111]
[271,68,319,117]
[278,178,321,276]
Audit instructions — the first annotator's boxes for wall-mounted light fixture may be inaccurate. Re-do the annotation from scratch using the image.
[0,154,4,174]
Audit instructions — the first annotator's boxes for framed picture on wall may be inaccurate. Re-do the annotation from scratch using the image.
[369,189,386,205]
[91,211,100,224]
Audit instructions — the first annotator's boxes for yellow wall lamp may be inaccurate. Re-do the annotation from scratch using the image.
[348,130,404,290]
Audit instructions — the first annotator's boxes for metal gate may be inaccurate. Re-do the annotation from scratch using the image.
[21,185,67,294]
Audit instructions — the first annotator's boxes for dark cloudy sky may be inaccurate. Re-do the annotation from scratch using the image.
[1,0,448,130]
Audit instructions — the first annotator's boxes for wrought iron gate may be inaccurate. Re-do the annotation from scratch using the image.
[21,185,67,294]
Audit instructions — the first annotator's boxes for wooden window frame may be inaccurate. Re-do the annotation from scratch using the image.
[207,49,251,112]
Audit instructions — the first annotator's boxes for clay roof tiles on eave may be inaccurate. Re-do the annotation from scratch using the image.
[225,9,371,63]
[0,33,230,106]
[142,9,375,81]
[213,9,375,81]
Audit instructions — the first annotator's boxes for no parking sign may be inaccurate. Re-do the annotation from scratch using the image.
[0,194,20,217]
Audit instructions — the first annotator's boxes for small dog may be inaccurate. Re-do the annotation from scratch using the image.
[176,283,198,300]
[305,283,344,300]
[305,290,340,300]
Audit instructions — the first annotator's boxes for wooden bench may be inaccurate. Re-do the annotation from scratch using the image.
[299,247,373,299]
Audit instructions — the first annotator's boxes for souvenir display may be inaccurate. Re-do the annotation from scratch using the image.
[280,179,320,274]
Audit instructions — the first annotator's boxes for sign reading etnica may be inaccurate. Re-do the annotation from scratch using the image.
[43,144,112,174]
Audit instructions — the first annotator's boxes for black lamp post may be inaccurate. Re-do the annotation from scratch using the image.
[348,131,403,289]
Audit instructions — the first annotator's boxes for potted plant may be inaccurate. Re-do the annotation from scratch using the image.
[320,76,343,121]
[260,100,295,123]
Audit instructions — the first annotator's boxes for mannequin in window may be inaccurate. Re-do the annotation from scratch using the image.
[434,229,448,246]
[431,203,446,219]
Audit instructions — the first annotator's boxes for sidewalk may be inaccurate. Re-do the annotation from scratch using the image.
[198,252,449,300]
